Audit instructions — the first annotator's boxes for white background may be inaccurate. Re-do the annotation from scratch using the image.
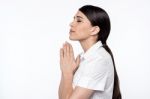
[0,0,150,99]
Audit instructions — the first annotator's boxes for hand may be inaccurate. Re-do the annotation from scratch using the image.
[60,41,80,75]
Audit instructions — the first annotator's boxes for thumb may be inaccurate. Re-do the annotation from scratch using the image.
[75,55,80,66]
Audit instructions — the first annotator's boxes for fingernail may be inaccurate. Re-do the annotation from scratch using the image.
[65,41,68,44]
[63,43,65,47]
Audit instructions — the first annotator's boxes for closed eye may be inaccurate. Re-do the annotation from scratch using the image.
[77,20,82,22]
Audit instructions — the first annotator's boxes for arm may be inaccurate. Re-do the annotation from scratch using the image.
[59,74,73,99]
[59,73,94,99]
[70,86,94,99]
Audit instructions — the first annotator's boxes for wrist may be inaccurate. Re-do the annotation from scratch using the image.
[62,72,74,79]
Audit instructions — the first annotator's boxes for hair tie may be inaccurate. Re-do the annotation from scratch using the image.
[103,43,107,46]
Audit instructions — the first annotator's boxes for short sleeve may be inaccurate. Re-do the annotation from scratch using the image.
[74,58,109,91]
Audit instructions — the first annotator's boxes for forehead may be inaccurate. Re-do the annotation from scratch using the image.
[74,11,92,25]
[75,11,88,19]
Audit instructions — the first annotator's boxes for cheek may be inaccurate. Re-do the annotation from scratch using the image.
[72,27,90,40]
[69,30,89,41]
[69,24,92,40]
[77,25,91,36]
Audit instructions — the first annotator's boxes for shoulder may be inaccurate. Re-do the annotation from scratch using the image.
[89,47,112,64]
[78,47,113,72]
[90,47,113,72]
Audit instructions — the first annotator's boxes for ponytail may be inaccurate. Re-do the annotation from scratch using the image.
[102,43,122,99]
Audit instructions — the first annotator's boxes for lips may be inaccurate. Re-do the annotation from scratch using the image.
[69,29,75,33]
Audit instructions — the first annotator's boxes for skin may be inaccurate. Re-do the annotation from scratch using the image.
[59,11,100,99]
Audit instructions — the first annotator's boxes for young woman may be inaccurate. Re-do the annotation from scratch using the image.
[59,5,122,99]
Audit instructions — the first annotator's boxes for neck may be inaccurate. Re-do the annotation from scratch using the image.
[79,38,97,52]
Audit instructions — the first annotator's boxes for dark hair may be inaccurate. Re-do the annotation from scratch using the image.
[79,5,122,99]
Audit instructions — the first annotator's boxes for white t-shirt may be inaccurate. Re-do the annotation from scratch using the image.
[73,41,114,99]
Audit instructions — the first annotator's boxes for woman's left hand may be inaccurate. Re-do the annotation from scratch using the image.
[60,41,80,75]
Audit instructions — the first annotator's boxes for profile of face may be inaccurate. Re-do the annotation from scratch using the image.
[69,11,99,41]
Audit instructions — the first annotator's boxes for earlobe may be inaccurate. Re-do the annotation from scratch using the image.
[90,26,100,35]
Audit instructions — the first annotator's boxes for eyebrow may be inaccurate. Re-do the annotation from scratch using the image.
[74,16,83,19]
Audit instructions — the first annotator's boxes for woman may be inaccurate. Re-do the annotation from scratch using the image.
[59,5,122,99]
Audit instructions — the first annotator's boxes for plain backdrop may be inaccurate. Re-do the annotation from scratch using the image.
[0,0,150,99]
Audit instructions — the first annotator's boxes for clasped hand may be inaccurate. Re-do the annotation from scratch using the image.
[60,41,80,75]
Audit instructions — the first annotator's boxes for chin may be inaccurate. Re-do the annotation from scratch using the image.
[69,36,79,41]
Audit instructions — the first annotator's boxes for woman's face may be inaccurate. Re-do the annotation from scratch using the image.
[69,11,93,41]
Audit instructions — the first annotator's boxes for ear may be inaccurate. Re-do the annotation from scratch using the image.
[90,26,100,36]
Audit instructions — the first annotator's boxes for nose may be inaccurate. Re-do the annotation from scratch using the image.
[69,21,74,27]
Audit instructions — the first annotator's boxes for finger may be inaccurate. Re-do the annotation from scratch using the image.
[60,48,64,64]
[63,42,67,58]
[75,55,80,66]
[66,42,70,57]
[66,42,71,57]
[69,43,75,60]
[68,42,71,56]
[60,48,64,58]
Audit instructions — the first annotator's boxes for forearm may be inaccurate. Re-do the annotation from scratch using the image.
[59,73,74,99]
[59,75,63,99]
